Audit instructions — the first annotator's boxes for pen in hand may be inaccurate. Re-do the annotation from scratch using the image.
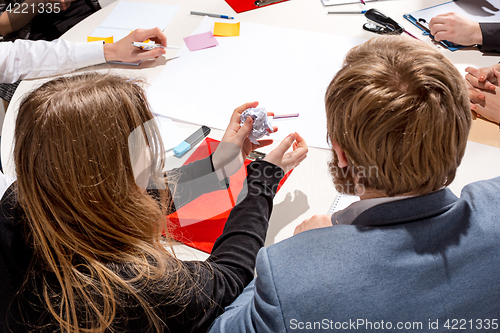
[132,42,180,50]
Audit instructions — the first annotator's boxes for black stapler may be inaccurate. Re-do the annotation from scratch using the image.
[363,8,405,35]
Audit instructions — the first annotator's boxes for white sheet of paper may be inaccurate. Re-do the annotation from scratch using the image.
[154,116,185,151]
[90,1,180,42]
[409,0,500,25]
[327,194,360,214]
[148,17,365,149]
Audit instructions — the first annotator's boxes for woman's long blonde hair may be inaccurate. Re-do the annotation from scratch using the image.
[14,73,185,332]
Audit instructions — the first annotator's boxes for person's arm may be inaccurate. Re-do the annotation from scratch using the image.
[0,28,168,84]
[477,23,500,53]
[207,248,286,333]
[0,39,104,84]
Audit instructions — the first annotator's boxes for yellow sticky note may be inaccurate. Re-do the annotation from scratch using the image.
[213,22,240,37]
[87,36,114,43]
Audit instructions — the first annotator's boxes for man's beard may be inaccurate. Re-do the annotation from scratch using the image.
[328,151,358,196]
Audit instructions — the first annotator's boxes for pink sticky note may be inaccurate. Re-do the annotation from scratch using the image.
[183,31,219,52]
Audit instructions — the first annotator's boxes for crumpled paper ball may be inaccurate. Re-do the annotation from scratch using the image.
[240,107,273,144]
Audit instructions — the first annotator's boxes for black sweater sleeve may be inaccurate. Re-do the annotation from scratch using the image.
[478,23,500,53]
[165,160,284,332]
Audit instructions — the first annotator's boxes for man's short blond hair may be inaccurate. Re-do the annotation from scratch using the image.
[326,35,471,197]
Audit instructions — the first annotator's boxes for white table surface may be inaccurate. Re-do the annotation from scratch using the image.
[2,0,500,260]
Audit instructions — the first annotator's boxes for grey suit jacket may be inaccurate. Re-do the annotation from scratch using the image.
[209,177,500,332]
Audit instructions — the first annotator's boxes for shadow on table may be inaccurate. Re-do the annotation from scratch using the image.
[455,0,499,17]
[265,190,309,247]
[140,56,175,69]
[105,55,173,70]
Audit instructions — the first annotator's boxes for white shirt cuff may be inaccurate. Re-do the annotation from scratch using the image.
[74,41,106,69]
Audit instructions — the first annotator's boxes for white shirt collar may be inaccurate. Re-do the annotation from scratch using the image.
[332,195,413,225]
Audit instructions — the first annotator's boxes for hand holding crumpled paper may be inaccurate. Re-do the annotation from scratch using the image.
[240,107,273,144]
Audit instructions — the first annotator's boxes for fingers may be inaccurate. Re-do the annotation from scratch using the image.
[295,153,307,166]
[465,66,480,79]
[471,85,500,124]
[429,13,449,30]
[429,14,452,41]
[133,47,166,60]
[294,215,333,235]
[494,68,500,84]
[470,105,478,119]
[294,221,306,235]
[466,73,495,91]
[254,139,273,148]
[466,66,497,88]
[132,27,167,47]
[225,101,259,133]
[468,88,485,104]
[232,116,254,143]
[281,133,308,166]
[234,102,259,116]
[291,133,308,164]
[474,69,492,85]
[433,31,447,42]
[262,132,308,172]
[290,132,308,155]
[294,132,307,150]
[272,132,297,157]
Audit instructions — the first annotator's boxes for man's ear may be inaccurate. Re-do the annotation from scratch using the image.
[331,139,348,168]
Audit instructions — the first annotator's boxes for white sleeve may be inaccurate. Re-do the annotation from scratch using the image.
[0,39,106,84]
[0,172,16,200]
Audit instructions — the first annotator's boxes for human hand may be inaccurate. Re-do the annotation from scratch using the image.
[263,132,308,173]
[469,82,500,124]
[429,12,482,46]
[294,215,332,235]
[466,68,500,118]
[465,63,500,91]
[212,102,276,178]
[103,28,168,63]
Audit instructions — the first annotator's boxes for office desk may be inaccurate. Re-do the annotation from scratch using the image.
[2,0,500,259]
